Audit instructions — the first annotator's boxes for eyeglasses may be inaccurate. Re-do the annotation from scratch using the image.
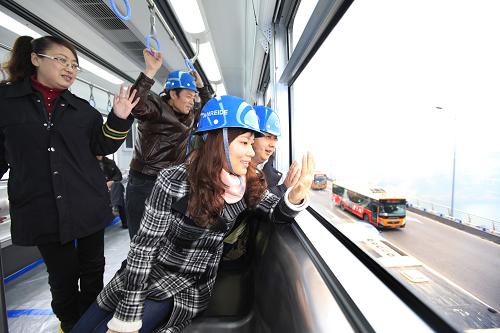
[37,53,81,72]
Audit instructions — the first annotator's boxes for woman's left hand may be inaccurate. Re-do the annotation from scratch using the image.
[113,85,140,120]
[287,152,315,205]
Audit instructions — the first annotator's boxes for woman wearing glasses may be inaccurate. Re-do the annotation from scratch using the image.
[0,35,139,332]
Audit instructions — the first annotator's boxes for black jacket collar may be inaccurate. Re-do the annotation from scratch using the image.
[4,77,81,108]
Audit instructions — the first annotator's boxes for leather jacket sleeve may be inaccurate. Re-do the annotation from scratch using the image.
[192,86,212,130]
[130,72,164,121]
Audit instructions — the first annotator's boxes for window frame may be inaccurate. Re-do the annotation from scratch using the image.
[273,0,462,332]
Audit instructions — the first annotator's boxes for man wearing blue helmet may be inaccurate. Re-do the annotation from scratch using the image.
[73,95,315,333]
[252,106,300,197]
[222,106,301,262]
[125,49,212,238]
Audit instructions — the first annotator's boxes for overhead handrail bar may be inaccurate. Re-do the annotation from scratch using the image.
[0,43,11,52]
[76,77,114,96]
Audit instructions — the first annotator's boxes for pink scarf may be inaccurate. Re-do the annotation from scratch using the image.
[220,169,246,203]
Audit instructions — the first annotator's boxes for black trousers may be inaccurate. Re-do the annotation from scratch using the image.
[37,229,105,333]
[125,172,156,239]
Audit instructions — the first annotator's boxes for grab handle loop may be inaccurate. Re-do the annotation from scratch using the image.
[145,4,161,52]
[185,39,200,72]
[107,93,113,112]
[110,0,131,21]
[89,85,96,108]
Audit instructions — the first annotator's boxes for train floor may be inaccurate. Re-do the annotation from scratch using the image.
[4,222,130,333]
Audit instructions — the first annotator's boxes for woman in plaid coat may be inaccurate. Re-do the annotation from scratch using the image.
[72,95,315,333]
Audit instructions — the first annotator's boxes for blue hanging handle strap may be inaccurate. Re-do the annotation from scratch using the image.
[185,59,196,73]
[222,128,235,174]
[110,0,131,21]
[146,35,161,52]
[185,39,200,73]
[146,4,161,52]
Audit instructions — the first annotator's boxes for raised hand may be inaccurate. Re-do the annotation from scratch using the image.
[143,48,163,79]
[112,85,140,120]
[283,160,300,189]
[191,70,204,88]
[287,152,315,205]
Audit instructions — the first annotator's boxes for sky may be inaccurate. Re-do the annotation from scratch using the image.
[291,0,500,222]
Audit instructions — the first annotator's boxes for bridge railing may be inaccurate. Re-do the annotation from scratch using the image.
[407,197,499,236]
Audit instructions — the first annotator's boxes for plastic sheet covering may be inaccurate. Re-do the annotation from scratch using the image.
[5,222,130,332]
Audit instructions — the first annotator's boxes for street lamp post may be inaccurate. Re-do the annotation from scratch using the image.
[436,106,456,217]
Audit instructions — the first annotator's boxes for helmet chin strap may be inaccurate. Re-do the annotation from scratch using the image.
[223,127,245,194]
[223,127,235,174]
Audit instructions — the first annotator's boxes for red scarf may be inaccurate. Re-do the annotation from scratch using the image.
[31,75,63,119]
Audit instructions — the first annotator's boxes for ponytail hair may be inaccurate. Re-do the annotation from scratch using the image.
[3,35,79,83]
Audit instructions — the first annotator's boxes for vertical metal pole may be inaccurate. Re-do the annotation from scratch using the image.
[450,113,456,217]
[0,246,9,333]
[436,106,456,217]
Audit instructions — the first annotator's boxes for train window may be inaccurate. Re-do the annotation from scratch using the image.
[124,128,133,150]
[290,0,318,52]
[289,0,500,331]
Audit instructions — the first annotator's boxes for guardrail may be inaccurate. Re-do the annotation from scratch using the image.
[407,197,499,237]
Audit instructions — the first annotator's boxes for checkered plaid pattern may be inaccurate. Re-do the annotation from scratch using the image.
[97,163,300,332]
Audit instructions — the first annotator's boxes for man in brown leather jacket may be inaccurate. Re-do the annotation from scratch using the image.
[126,49,211,238]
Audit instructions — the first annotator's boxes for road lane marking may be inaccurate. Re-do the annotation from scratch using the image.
[380,237,500,313]
[406,216,423,224]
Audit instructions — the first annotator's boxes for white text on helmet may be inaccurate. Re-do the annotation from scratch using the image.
[202,109,228,117]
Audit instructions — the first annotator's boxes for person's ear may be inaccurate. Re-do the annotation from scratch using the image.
[31,52,40,68]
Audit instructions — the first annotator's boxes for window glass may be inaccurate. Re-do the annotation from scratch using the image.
[290,0,319,51]
[125,129,134,149]
[291,0,500,330]
[265,83,272,106]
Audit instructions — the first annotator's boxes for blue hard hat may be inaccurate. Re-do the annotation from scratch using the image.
[253,106,281,136]
[195,95,263,136]
[165,70,197,92]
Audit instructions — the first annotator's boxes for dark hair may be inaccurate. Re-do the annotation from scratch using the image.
[164,88,182,101]
[4,35,79,83]
[187,128,267,228]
